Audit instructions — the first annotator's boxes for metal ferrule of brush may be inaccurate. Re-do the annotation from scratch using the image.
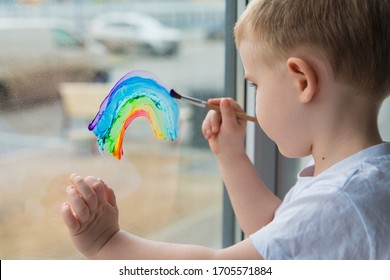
[180,95,207,108]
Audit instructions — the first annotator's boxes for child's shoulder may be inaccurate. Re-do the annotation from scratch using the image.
[341,144,390,202]
[292,143,390,198]
[347,142,390,187]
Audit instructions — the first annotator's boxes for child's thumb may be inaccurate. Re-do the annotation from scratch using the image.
[220,99,238,128]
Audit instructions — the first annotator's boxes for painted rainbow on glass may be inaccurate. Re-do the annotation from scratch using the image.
[88,70,179,159]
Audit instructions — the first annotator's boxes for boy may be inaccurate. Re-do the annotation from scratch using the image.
[62,0,390,259]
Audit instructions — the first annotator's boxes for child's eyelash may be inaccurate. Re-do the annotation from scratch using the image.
[248,82,257,88]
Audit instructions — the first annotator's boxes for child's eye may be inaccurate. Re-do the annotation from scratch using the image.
[248,82,257,89]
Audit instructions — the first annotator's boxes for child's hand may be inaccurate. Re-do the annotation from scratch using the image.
[202,98,247,160]
[61,174,119,259]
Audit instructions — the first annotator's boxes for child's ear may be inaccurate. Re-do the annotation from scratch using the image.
[286,57,318,103]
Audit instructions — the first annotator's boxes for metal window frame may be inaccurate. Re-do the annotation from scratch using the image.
[221,0,240,247]
[222,0,300,247]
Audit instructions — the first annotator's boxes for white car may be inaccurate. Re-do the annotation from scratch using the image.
[89,12,181,56]
[0,18,110,107]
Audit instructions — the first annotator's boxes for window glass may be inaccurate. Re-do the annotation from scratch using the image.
[0,0,225,259]
[51,28,82,48]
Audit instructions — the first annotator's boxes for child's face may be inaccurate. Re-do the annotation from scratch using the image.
[239,40,312,158]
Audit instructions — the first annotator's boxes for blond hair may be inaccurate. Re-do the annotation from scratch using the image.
[235,0,390,101]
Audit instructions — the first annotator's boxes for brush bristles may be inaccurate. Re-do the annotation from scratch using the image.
[170,89,182,99]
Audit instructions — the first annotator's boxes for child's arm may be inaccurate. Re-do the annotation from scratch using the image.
[94,230,260,260]
[202,98,281,236]
[62,174,262,259]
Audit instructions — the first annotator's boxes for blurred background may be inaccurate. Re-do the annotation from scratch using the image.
[0,0,226,259]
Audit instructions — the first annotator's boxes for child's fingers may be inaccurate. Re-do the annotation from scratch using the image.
[210,111,222,134]
[201,115,209,138]
[67,185,90,225]
[61,202,80,233]
[201,112,211,138]
[224,98,244,112]
[71,175,102,212]
[103,182,117,207]
[83,176,105,209]
[90,178,106,206]
[207,98,222,105]
[94,178,117,207]
[207,98,223,133]
[202,98,222,135]
[220,98,246,130]
[220,98,236,124]
[201,113,211,138]
[202,110,221,139]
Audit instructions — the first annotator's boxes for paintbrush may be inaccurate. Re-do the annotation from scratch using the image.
[170,89,258,123]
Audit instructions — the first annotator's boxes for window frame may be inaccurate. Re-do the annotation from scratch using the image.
[222,0,300,247]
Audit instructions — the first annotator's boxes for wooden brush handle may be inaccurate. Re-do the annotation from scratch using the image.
[205,103,258,123]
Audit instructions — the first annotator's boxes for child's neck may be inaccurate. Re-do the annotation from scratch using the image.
[311,94,383,176]
[312,130,382,176]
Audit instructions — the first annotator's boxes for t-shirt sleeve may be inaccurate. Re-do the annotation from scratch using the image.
[250,189,369,259]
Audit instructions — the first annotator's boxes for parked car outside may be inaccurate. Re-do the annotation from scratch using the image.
[0,18,110,107]
[89,12,181,56]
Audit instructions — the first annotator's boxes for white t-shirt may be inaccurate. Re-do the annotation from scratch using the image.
[250,142,390,259]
